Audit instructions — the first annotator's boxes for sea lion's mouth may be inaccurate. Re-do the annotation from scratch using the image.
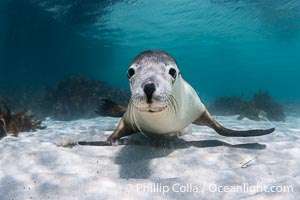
[137,106,167,113]
[131,97,171,113]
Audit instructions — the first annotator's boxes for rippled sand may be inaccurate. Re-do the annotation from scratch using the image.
[0,116,299,199]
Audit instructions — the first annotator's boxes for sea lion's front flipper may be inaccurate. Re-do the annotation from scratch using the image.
[107,119,137,145]
[193,110,275,137]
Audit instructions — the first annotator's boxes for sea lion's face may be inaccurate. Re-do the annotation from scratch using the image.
[127,51,180,113]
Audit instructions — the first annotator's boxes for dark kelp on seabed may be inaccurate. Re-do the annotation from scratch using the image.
[209,91,286,122]
[0,105,46,139]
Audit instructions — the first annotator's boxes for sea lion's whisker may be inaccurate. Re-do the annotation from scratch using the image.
[169,94,178,116]
[167,95,175,116]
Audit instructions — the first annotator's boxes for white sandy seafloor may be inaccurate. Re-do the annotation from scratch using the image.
[0,115,299,200]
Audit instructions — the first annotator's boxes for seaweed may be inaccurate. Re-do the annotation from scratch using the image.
[238,100,262,121]
[209,91,285,121]
[0,115,7,138]
[41,76,130,121]
[0,105,46,138]
[251,91,285,121]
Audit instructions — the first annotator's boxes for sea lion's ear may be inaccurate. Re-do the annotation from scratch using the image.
[95,99,127,117]
[193,110,275,137]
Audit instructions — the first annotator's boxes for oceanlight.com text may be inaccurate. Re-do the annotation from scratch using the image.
[127,182,294,195]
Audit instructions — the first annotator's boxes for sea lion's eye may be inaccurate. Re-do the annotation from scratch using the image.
[169,68,177,79]
[127,68,135,79]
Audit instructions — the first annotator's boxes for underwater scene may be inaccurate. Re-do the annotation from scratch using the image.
[0,0,300,199]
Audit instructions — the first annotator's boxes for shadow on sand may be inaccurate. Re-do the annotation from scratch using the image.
[78,134,266,179]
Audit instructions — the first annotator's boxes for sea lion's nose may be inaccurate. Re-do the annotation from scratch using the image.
[143,83,156,103]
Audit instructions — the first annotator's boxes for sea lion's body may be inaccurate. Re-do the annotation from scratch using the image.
[103,50,275,144]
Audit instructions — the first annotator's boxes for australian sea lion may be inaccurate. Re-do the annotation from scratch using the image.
[101,50,275,145]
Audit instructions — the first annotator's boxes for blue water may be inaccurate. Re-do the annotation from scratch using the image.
[1,0,300,103]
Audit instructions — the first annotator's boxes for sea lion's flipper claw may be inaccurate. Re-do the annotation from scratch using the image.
[106,136,120,146]
[193,110,275,137]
